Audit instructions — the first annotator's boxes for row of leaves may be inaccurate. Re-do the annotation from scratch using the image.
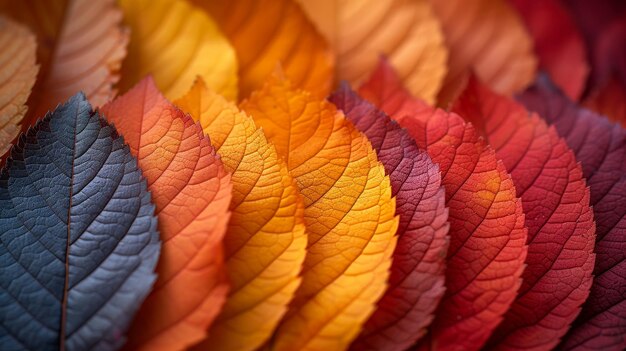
[0,0,624,351]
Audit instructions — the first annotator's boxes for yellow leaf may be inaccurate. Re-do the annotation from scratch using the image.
[174,79,307,351]
[0,16,37,157]
[192,0,334,99]
[297,0,448,104]
[241,75,399,350]
[0,0,128,128]
[118,0,237,100]
[429,0,537,105]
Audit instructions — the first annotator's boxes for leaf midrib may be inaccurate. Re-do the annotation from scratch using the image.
[59,101,78,351]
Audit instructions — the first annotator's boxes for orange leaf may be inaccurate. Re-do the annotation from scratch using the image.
[100,78,232,351]
[241,74,399,350]
[0,0,128,128]
[192,0,334,99]
[174,79,307,351]
[429,0,537,106]
[297,0,448,104]
[0,16,37,159]
[118,0,238,101]
[360,60,527,351]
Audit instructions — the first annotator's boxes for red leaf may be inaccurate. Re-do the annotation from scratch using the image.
[585,77,626,128]
[509,0,589,100]
[582,16,626,126]
[453,77,596,350]
[519,76,626,350]
[562,0,626,89]
[359,60,528,351]
[329,84,449,351]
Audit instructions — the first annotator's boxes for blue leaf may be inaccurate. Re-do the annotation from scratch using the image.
[0,93,160,351]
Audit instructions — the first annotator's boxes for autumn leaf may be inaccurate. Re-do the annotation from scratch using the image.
[519,76,626,350]
[359,60,527,351]
[585,77,626,128]
[582,16,626,126]
[174,78,307,351]
[329,84,449,351]
[298,0,448,104]
[0,16,37,159]
[509,0,589,100]
[453,77,596,351]
[428,0,537,106]
[0,93,160,351]
[192,0,334,99]
[241,74,399,350]
[100,78,233,351]
[0,0,128,129]
[118,0,237,101]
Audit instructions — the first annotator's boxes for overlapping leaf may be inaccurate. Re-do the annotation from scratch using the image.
[298,0,448,104]
[329,85,449,351]
[563,2,625,90]
[583,16,626,126]
[119,0,238,101]
[453,77,596,350]
[510,0,589,100]
[359,60,527,351]
[100,78,233,351]
[428,0,537,105]
[174,79,307,351]
[0,16,37,158]
[0,94,160,351]
[193,0,334,99]
[519,76,626,350]
[0,0,128,128]
[585,77,626,128]
[241,74,398,350]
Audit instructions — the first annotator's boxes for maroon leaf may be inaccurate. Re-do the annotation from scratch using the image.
[519,76,626,350]
[360,59,528,351]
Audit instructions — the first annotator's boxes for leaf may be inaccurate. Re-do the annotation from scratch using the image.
[509,0,589,100]
[174,79,307,351]
[118,0,237,101]
[241,74,399,350]
[329,84,449,351]
[297,0,448,105]
[359,60,527,351]
[585,77,626,128]
[0,93,160,351]
[562,2,626,91]
[0,16,38,159]
[100,78,233,351]
[192,0,334,99]
[428,0,537,106]
[519,76,626,351]
[582,16,626,126]
[453,77,596,351]
[0,0,128,129]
